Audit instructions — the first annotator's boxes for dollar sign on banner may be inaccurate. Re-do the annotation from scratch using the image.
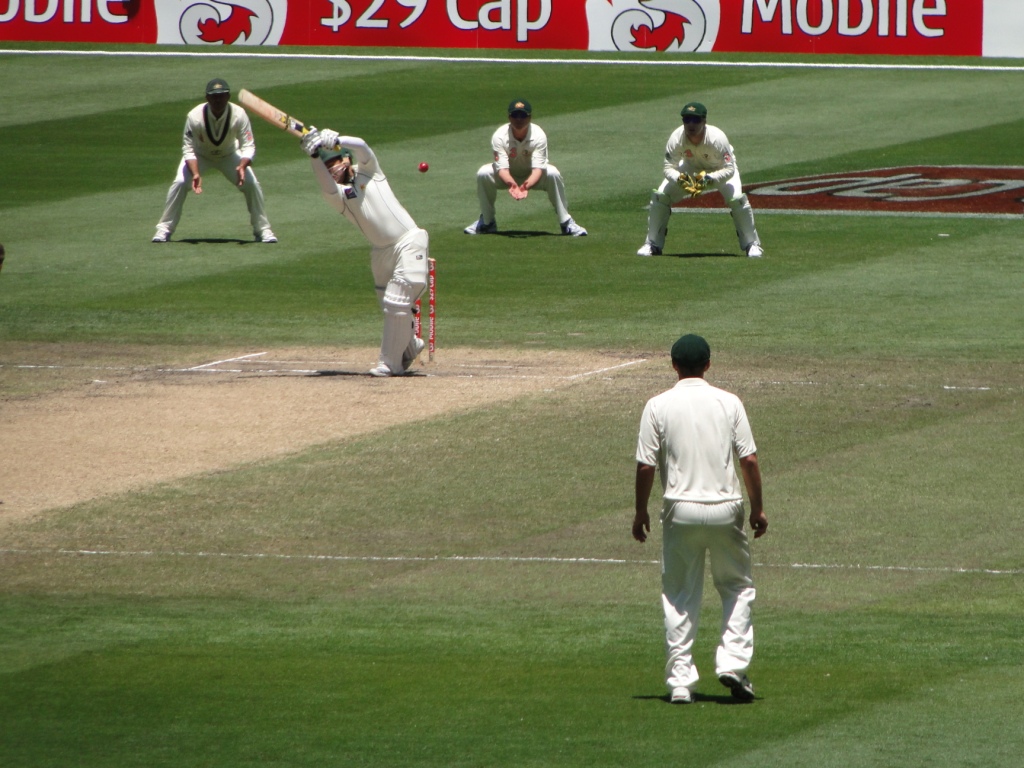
[321,0,352,31]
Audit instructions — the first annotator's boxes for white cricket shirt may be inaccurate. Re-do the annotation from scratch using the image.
[636,378,756,503]
[310,136,419,249]
[662,124,737,187]
[490,123,549,178]
[181,102,255,162]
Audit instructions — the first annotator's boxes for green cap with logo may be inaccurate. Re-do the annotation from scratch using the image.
[508,99,532,116]
[206,78,231,95]
[680,102,707,119]
[671,334,711,368]
[318,146,354,165]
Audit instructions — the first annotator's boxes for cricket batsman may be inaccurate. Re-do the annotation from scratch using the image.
[299,127,429,377]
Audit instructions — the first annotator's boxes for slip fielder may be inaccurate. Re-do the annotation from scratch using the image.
[152,78,276,244]
[464,99,587,237]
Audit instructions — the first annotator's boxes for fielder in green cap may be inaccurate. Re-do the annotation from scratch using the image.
[464,99,587,238]
[633,334,767,705]
[153,78,276,244]
[637,101,763,259]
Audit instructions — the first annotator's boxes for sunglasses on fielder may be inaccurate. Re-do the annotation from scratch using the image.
[682,116,705,124]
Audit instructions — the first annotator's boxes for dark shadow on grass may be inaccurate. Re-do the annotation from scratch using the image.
[495,230,559,239]
[174,237,252,245]
[633,692,754,705]
[666,251,742,259]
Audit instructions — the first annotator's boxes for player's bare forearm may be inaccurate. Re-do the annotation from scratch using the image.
[521,168,543,192]
[633,463,657,543]
[236,158,251,186]
[186,159,202,194]
[739,453,767,537]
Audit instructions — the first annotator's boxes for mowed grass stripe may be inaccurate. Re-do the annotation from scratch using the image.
[2,50,1023,768]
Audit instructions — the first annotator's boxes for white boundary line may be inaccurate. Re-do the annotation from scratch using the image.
[2,49,1023,73]
[0,548,1019,575]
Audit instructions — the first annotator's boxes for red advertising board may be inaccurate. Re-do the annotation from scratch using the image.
[0,0,1004,57]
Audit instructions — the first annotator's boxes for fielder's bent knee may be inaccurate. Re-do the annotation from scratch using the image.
[727,193,750,210]
[651,189,673,208]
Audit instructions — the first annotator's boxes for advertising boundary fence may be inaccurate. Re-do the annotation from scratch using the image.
[1,1,1022,58]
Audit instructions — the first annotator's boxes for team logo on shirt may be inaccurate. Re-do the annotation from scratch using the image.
[674,166,1024,218]
[585,0,720,53]
[154,0,287,45]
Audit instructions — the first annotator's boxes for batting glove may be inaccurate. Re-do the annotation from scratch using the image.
[318,128,341,151]
[301,128,322,157]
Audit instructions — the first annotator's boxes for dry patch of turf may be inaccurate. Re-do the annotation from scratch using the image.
[0,343,647,524]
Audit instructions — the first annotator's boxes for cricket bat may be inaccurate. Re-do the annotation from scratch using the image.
[238,88,311,137]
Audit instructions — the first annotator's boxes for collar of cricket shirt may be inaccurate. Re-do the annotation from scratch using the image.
[203,103,231,147]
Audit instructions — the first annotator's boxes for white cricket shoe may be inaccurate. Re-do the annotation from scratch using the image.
[368,363,395,377]
[560,218,588,237]
[670,688,694,704]
[718,671,755,702]
[152,231,169,243]
[636,242,662,257]
[464,218,497,235]
[403,337,426,370]
[257,230,278,243]
[746,244,763,258]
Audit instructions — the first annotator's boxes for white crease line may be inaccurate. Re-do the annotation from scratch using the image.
[1,362,1013,391]
[187,352,266,371]
[784,562,1023,575]
[1,549,1019,575]
[567,359,649,379]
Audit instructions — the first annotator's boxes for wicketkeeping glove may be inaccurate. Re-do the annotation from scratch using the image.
[300,127,322,157]
[678,171,708,198]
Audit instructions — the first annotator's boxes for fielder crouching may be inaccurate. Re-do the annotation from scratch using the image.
[638,102,762,259]
[300,127,429,377]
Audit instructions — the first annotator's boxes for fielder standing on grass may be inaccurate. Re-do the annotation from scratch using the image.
[152,78,277,244]
[298,127,428,377]
[637,102,762,258]
[464,99,587,237]
[633,334,767,704]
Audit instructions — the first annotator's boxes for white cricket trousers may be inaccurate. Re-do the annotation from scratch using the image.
[474,164,571,225]
[645,170,760,252]
[155,153,271,238]
[660,499,755,693]
[371,228,430,373]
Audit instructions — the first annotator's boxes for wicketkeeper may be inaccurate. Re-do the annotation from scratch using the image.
[637,102,763,258]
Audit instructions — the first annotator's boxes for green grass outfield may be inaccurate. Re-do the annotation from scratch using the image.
[1,45,1023,766]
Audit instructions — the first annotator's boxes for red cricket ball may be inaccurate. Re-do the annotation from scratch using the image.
[418,162,429,173]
